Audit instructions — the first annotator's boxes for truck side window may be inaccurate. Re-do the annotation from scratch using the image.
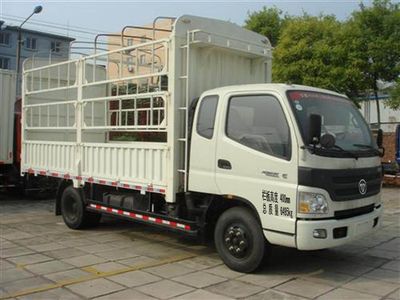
[197,95,219,139]
[226,95,291,160]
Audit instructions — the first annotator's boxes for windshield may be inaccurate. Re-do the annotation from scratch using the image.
[287,90,377,156]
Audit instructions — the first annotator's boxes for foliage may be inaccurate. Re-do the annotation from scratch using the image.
[387,79,400,110]
[245,1,400,110]
[343,0,400,102]
[244,6,288,47]
[272,15,357,95]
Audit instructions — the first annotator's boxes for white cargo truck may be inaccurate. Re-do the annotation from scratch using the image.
[0,69,16,167]
[0,69,19,188]
[22,15,383,272]
[0,69,56,193]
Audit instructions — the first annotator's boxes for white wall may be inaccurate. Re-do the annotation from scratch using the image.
[359,99,400,133]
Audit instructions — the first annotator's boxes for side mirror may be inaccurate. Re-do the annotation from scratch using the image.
[376,128,385,157]
[308,114,322,145]
[376,128,383,148]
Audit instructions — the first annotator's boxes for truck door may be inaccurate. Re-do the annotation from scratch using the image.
[215,92,298,244]
[188,95,220,194]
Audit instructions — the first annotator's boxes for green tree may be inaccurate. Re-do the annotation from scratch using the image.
[341,0,400,125]
[272,15,356,94]
[387,80,400,110]
[244,6,287,47]
[246,1,400,117]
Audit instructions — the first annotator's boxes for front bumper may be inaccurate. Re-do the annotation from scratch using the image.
[296,205,382,250]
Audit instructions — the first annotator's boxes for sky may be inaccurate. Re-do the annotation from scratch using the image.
[1,0,375,42]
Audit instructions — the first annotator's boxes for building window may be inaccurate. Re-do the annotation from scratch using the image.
[140,36,147,43]
[127,38,133,46]
[25,37,37,50]
[0,32,10,45]
[51,41,61,52]
[139,54,146,65]
[0,57,10,69]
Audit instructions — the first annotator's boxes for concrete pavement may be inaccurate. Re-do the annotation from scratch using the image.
[1,188,399,299]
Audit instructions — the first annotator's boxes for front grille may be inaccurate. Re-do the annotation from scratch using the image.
[332,171,381,201]
[334,204,375,219]
[299,166,382,201]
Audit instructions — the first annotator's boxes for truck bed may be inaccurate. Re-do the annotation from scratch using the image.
[21,15,271,201]
[23,140,168,194]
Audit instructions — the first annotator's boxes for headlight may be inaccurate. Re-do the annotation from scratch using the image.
[299,192,328,214]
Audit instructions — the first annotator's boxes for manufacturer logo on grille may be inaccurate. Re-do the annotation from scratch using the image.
[358,179,367,195]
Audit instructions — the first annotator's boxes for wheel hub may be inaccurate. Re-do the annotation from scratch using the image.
[224,226,248,258]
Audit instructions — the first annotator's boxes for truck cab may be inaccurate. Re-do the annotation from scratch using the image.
[189,83,382,270]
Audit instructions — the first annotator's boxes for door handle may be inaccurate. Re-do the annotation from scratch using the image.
[218,159,232,170]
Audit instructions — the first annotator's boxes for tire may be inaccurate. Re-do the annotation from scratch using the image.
[61,186,101,229]
[214,206,266,273]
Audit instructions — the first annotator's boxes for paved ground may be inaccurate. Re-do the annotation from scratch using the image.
[1,188,399,300]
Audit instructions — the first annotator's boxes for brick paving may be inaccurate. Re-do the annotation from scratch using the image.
[0,188,399,299]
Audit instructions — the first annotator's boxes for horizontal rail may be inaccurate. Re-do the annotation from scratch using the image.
[24,140,76,146]
[82,91,167,103]
[25,85,77,96]
[81,142,167,149]
[25,127,76,131]
[81,71,168,88]
[24,100,76,108]
[109,107,164,113]
[23,59,78,74]
[82,126,166,131]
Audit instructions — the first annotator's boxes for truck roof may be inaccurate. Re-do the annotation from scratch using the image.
[203,83,347,99]
[174,15,271,48]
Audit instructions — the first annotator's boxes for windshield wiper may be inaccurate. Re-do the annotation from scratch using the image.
[331,145,359,159]
[353,144,380,155]
[304,144,359,159]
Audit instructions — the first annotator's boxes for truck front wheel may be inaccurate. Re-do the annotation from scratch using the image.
[214,207,266,273]
[61,186,101,229]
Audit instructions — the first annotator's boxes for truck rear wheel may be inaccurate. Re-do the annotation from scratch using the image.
[214,207,266,273]
[61,186,101,229]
